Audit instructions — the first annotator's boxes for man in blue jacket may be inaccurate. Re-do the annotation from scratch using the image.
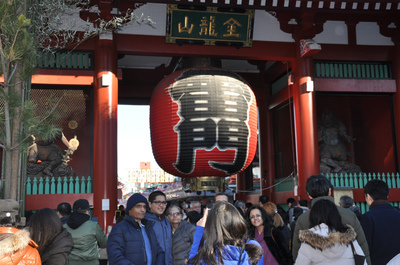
[145,191,173,265]
[107,193,165,265]
[361,179,400,265]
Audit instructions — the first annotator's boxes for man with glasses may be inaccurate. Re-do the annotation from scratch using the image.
[107,193,165,265]
[146,191,173,265]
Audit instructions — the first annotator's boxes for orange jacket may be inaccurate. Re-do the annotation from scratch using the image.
[0,227,42,264]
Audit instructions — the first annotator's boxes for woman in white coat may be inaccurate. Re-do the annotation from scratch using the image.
[295,199,366,265]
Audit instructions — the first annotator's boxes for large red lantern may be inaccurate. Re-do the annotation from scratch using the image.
[150,67,258,178]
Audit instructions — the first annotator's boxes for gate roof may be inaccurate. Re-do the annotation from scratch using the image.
[134,0,400,11]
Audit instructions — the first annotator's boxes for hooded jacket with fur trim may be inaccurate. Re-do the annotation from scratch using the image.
[292,196,370,264]
[0,227,41,264]
[294,224,366,265]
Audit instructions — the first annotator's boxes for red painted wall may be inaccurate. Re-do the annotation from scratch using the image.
[26,193,93,210]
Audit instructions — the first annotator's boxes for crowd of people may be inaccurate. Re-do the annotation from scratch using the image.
[0,174,399,264]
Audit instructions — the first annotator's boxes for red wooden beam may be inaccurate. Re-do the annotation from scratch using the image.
[315,78,396,93]
[68,35,394,63]
[32,70,95,85]
[315,44,394,62]
[353,188,400,203]
[0,70,94,85]
[25,193,94,211]
[117,35,295,60]
[272,188,400,206]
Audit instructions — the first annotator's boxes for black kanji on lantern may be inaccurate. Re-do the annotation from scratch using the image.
[169,69,252,175]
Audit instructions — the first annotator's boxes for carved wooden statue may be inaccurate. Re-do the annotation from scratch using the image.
[318,109,361,174]
[27,132,78,177]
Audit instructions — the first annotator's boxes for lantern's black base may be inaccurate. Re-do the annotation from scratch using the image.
[182,176,227,193]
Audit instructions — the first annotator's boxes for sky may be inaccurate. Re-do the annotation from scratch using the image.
[117,105,159,178]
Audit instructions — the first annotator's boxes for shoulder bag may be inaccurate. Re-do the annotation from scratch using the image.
[350,241,366,265]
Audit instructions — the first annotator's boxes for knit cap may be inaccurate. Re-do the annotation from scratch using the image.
[126,193,149,212]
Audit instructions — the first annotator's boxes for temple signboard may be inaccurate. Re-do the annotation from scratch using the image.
[166,4,254,47]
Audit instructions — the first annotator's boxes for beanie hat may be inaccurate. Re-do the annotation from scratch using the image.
[126,193,149,212]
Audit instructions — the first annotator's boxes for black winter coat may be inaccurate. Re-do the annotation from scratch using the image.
[254,225,293,265]
[41,228,73,265]
[276,225,291,252]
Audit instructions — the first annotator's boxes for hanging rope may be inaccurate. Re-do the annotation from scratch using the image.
[235,172,295,192]
[235,61,299,193]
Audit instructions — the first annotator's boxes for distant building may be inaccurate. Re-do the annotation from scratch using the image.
[140,162,151,169]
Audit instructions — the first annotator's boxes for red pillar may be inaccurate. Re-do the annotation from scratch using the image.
[93,33,118,231]
[256,86,275,199]
[236,169,253,201]
[292,39,320,200]
[236,172,246,201]
[392,40,400,170]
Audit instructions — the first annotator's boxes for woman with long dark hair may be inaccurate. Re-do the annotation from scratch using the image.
[295,199,366,265]
[187,201,263,265]
[29,208,73,265]
[246,205,292,265]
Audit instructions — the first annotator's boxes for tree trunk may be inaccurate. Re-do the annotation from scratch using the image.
[4,67,23,200]
[4,150,12,198]
[10,150,20,200]
[10,68,23,200]
[4,149,21,200]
